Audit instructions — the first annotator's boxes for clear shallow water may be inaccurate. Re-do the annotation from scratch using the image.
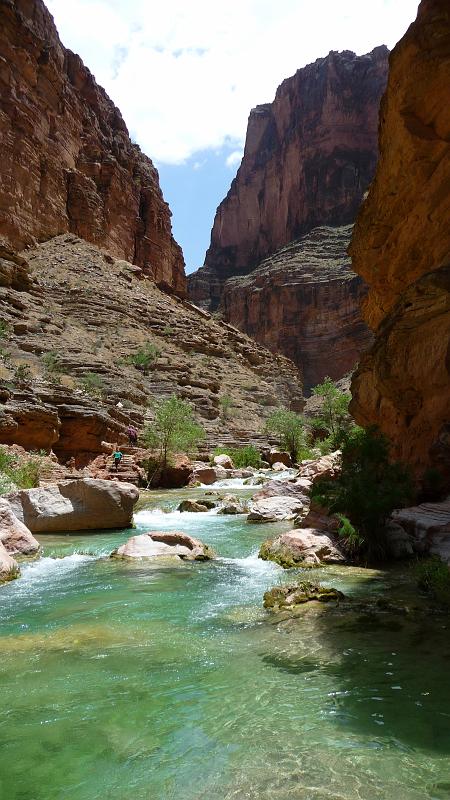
[1,487,450,800]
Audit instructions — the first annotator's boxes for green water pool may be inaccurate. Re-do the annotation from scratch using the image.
[1,487,450,800]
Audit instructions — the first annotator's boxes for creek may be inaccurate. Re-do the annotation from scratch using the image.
[1,482,450,800]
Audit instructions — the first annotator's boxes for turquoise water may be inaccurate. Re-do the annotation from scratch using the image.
[1,486,450,800]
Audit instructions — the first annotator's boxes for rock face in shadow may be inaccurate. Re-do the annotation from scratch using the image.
[221,226,373,389]
[349,0,450,486]
[0,0,185,296]
[188,46,389,311]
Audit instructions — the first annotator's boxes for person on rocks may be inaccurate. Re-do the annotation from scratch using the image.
[112,448,123,472]
[126,425,138,446]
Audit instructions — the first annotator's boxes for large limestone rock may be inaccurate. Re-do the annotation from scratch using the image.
[0,0,185,296]
[0,498,40,555]
[260,528,345,567]
[0,540,19,583]
[6,479,138,533]
[392,500,450,562]
[188,47,388,312]
[213,454,234,470]
[349,0,450,487]
[267,450,292,468]
[111,531,213,561]
[297,452,341,483]
[264,581,345,610]
[247,496,307,523]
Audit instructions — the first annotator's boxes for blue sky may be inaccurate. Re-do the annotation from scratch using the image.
[46,0,420,274]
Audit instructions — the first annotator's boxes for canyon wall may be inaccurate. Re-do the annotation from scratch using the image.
[0,0,186,296]
[189,46,389,311]
[350,0,450,485]
[222,226,372,390]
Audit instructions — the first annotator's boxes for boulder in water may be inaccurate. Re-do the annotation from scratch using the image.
[178,499,211,512]
[111,530,213,561]
[0,498,40,555]
[6,478,138,532]
[218,494,248,514]
[213,454,234,470]
[267,450,292,467]
[247,496,306,522]
[260,528,345,567]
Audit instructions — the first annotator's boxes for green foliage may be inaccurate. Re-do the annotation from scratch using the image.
[213,445,261,469]
[127,342,160,374]
[0,320,10,339]
[264,408,306,462]
[311,377,351,449]
[415,557,450,608]
[336,514,365,557]
[218,394,233,418]
[13,364,32,385]
[311,426,413,562]
[42,350,62,374]
[162,326,175,336]
[80,372,105,396]
[143,395,205,467]
[0,446,41,493]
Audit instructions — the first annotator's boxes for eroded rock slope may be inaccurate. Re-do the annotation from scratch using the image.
[0,236,303,465]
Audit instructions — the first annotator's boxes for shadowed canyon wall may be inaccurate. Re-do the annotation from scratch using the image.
[350,0,450,485]
[188,47,388,387]
[0,0,186,296]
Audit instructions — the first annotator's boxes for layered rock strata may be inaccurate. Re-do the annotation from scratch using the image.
[221,226,372,389]
[0,0,185,295]
[350,0,450,486]
[189,46,389,310]
[0,235,303,462]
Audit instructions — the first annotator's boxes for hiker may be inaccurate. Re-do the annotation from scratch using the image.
[126,425,138,446]
[112,448,123,472]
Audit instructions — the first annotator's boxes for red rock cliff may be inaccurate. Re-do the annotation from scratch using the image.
[350,0,450,485]
[188,46,389,310]
[0,0,186,296]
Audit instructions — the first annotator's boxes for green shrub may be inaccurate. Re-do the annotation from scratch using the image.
[0,447,42,493]
[264,408,306,462]
[0,321,10,339]
[336,514,365,557]
[218,394,233,418]
[80,372,105,396]
[311,426,413,562]
[128,342,160,374]
[213,445,261,469]
[14,364,32,385]
[415,557,450,608]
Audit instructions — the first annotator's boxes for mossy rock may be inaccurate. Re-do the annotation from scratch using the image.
[259,541,319,570]
[263,581,345,610]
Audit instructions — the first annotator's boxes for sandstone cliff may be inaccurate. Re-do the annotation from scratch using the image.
[350,0,450,486]
[221,226,372,390]
[0,0,186,296]
[0,236,303,464]
[189,46,389,310]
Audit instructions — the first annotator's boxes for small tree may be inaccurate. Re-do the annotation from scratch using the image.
[312,426,413,562]
[311,377,351,450]
[144,395,205,468]
[264,408,307,462]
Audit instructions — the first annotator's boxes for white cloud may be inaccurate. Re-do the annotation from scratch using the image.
[46,0,419,165]
[226,150,244,169]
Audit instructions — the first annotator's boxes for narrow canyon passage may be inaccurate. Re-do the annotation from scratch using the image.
[1,482,450,800]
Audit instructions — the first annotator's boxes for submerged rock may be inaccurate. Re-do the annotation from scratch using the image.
[218,494,249,515]
[260,528,345,567]
[7,478,138,533]
[264,581,345,610]
[111,530,213,561]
